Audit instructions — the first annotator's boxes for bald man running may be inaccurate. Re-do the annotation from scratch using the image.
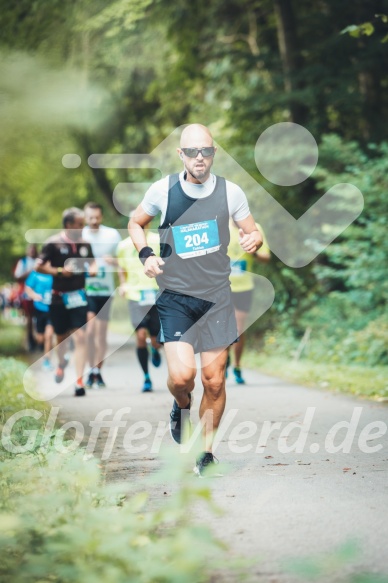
[129,124,262,476]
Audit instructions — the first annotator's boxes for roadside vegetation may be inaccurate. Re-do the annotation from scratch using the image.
[0,357,240,583]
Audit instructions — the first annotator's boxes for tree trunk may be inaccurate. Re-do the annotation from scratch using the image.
[273,0,307,124]
[74,132,120,214]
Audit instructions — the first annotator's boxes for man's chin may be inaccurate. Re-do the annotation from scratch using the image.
[193,169,208,181]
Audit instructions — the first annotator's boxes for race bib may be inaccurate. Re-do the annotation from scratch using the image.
[85,266,112,295]
[230,259,248,277]
[62,289,88,310]
[171,219,220,259]
[138,289,157,306]
[42,291,52,305]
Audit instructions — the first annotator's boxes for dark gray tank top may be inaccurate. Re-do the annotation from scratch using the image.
[157,173,231,298]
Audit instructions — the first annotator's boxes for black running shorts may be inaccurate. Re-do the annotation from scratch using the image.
[128,301,161,337]
[49,302,88,336]
[34,308,52,334]
[156,287,237,353]
[231,289,253,312]
[86,295,113,321]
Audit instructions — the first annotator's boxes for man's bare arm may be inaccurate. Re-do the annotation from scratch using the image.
[25,285,41,303]
[128,205,164,278]
[87,260,98,277]
[35,259,72,277]
[234,214,263,254]
[128,205,154,252]
[35,259,58,276]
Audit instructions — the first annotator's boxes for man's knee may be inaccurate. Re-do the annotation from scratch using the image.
[56,333,68,344]
[202,376,225,401]
[86,314,96,333]
[137,329,147,347]
[169,369,196,392]
[73,328,86,345]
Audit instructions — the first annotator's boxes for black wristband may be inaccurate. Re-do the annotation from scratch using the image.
[139,246,156,265]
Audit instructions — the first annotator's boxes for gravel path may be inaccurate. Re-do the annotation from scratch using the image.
[30,332,388,583]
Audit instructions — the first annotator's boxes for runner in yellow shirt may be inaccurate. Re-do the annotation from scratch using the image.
[117,229,162,392]
[228,219,270,383]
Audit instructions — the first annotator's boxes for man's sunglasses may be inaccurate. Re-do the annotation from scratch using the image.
[181,147,215,158]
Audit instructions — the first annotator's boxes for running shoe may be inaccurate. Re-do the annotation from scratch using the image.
[85,371,95,389]
[142,375,152,392]
[54,365,65,384]
[151,347,161,368]
[193,452,219,477]
[95,372,106,388]
[169,393,191,444]
[74,385,86,397]
[42,358,53,372]
[233,367,245,385]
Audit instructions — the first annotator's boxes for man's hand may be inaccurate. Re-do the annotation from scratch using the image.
[238,229,263,254]
[144,256,165,278]
[62,266,73,277]
[103,255,118,266]
[118,283,127,298]
[88,261,99,277]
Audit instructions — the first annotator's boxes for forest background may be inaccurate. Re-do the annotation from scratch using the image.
[0,0,387,392]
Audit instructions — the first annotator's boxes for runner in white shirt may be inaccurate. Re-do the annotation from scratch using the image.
[141,172,250,224]
[129,123,263,477]
[82,202,121,388]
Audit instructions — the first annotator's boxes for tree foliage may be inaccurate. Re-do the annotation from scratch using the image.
[0,0,387,364]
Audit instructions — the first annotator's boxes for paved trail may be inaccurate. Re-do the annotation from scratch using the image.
[31,332,388,583]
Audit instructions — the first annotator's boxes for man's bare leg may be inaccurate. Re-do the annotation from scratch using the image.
[200,347,229,452]
[232,309,248,384]
[86,311,96,367]
[164,341,196,407]
[233,309,248,367]
[150,336,162,350]
[94,318,109,369]
[44,324,54,358]
[56,331,70,367]
[73,327,87,383]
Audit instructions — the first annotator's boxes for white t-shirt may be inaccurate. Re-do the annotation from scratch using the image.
[141,172,250,224]
[82,225,121,296]
[14,257,35,280]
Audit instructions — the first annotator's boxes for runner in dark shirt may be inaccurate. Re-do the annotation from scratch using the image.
[36,207,97,397]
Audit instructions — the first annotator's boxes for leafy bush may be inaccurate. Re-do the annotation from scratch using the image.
[254,293,388,368]
[0,320,24,356]
[0,447,230,583]
[0,357,48,461]
[0,357,238,583]
[332,314,388,366]
[247,136,388,370]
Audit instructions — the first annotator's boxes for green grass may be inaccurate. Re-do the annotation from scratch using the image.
[0,319,25,356]
[243,350,388,401]
[0,357,49,460]
[0,357,239,583]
